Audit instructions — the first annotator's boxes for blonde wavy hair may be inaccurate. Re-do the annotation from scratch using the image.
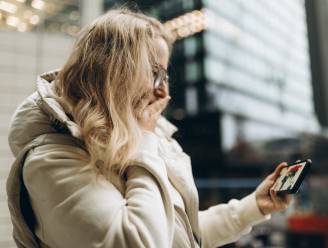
[53,7,174,180]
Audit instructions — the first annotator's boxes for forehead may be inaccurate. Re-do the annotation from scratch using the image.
[153,37,169,69]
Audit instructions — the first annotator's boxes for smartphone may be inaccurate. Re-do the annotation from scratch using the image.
[273,159,312,196]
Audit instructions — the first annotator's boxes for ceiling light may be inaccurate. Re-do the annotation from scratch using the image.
[0,1,17,13]
[29,14,39,25]
[6,16,19,27]
[164,9,207,40]
[177,27,190,38]
[31,0,44,10]
[191,10,203,17]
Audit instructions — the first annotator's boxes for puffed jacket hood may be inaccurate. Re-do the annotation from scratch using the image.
[6,70,270,248]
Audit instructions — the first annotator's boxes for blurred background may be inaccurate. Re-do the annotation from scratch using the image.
[1,0,328,247]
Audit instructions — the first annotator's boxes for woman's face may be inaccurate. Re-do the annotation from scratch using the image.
[149,37,170,104]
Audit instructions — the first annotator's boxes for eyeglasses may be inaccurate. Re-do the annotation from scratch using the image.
[153,64,169,89]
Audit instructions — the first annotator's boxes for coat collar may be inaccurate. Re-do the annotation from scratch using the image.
[37,69,82,139]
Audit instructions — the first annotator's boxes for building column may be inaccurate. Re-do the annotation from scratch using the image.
[80,0,104,27]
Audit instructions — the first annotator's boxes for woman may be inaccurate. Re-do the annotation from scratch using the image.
[6,8,291,248]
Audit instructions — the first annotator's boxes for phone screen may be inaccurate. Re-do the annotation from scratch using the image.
[273,160,311,194]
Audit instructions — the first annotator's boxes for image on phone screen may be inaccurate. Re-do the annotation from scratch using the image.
[273,160,309,193]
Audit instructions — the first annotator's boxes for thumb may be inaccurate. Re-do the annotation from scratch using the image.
[269,162,288,181]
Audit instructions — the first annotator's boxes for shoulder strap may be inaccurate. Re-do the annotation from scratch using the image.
[6,133,84,248]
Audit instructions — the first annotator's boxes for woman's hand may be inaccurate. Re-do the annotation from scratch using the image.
[255,162,293,215]
[136,81,171,132]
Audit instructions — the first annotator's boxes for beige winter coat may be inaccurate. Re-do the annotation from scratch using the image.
[6,70,270,248]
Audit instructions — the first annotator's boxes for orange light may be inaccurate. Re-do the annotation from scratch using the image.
[164,9,206,40]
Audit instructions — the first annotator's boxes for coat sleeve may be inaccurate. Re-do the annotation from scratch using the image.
[23,131,175,248]
[198,192,271,248]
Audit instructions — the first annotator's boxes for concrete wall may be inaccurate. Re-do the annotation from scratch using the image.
[0,30,73,247]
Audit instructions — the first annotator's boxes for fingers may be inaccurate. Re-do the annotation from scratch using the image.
[147,95,171,114]
[269,162,288,181]
[270,188,288,210]
[281,193,293,205]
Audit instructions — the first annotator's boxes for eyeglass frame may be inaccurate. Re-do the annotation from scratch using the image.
[153,64,169,89]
